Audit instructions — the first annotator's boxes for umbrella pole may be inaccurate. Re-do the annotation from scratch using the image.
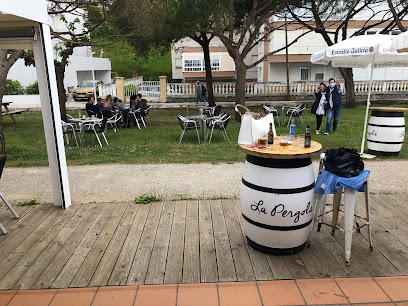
[360,60,375,154]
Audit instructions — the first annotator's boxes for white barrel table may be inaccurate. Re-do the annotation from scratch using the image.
[239,138,322,255]
[367,107,407,156]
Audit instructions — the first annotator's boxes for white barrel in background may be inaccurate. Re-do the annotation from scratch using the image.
[367,110,405,156]
[240,155,315,255]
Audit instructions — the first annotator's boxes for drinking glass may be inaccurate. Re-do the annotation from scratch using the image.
[296,134,305,147]
[280,135,289,147]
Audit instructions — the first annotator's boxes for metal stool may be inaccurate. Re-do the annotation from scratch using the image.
[308,154,373,265]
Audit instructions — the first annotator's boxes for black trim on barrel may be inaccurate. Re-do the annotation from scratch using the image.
[367,139,404,145]
[371,110,404,118]
[242,213,312,231]
[242,178,315,194]
[246,155,312,169]
[246,236,307,255]
[368,123,405,128]
[368,149,400,156]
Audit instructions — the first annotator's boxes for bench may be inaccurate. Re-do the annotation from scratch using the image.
[1,102,24,123]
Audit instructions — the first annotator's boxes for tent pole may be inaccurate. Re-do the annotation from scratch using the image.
[360,59,375,154]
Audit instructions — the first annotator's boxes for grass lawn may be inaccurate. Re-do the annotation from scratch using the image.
[3,105,408,167]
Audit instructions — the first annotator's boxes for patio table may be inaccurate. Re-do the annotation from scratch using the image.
[187,105,213,117]
[273,103,297,126]
[187,114,222,142]
[238,137,321,255]
[69,117,102,146]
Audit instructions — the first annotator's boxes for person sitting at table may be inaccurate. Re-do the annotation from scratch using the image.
[85,96,99,117]
[114,97,131,128]
[99,94,114,118]
[129,94,137,110]
[136,93,148,110]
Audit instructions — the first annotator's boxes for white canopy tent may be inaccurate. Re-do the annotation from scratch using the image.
[311,34,408,156]
[392,31,408,53]
[0,1,71,209]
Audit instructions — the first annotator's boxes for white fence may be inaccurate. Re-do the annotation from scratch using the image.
[98,83,117,98]
[167,81,408,95]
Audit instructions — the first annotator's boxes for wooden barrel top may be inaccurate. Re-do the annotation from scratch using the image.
[369,107,408,112]
[239,137,322,159]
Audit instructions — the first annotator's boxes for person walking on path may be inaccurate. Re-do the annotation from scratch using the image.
[195,81,203,103]
[324,78,342,135]
[201,82,208,102]
[311,82,327,134]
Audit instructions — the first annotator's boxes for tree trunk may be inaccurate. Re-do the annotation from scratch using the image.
[201,36,216,106]
[235,59,247,121]
[339,67,356,108]
[0,49,24,153]
[55,66,67,116]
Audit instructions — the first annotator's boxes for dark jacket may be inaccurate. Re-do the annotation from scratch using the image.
[325,85,342,108]
[311,91,323,114]
[85,103,100,116]
[136,99,148,110]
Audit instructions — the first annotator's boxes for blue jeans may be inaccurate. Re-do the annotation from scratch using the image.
[326,106,341,133]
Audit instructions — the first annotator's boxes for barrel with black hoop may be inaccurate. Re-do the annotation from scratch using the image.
[367,107,407,156]
[239,139,322,255]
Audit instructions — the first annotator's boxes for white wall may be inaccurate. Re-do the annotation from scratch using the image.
[2,95,41,107]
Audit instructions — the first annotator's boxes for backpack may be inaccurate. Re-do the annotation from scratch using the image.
[323,147,364,178]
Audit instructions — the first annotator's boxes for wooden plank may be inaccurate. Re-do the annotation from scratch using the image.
[283,254,311,279]
[314,217,367,277]
[371,194,408,231]
[0,205,47,251]
[126,202,164,285]
[182,200,200,284]
[298,245,331,278]
[11,204,91,290]
[210,200,237,282]
[265,255,292,279]
[0,205,57,272]
[197,200,218,283]
[108,204,151,286]
[0,206,33,230]
[222,200,255,282]
[232,199,274,281]
[68,202,129,288]
[329,216,385,277]
[46,203,114,288]
[163,201,186,284]
[307,233,348,278]
[31,204,102,289]
[144,201,175,285]
[88,203,139,287]
[4,205,82,290]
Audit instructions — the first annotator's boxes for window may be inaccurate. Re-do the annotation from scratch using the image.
[300,68,310,81]
[175,58,182,69]
[315,73,324,81]
[211,59,220,71]
[184,60,202,72]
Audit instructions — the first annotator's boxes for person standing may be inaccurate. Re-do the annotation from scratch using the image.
[195,81,202,103]
[311,82,326,134]
[201,82,208,102]
[324,78,342,135]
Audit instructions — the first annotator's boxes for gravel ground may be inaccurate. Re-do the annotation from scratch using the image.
[1,160,407,204]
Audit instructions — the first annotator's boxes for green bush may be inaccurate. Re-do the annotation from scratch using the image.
[4,79,24,95]
[24,81,39,94]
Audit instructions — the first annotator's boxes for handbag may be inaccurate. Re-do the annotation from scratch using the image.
[238,113,276,145]
[323,147,364,178]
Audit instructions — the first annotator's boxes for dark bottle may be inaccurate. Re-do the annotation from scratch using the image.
[305,125,311,148]
[268,123,274,144]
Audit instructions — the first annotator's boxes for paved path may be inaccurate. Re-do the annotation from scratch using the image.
[1,276,407,305]
[1,160,407,204]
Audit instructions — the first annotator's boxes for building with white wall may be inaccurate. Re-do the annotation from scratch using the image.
[171,36,257,82]
[6,6,111,92]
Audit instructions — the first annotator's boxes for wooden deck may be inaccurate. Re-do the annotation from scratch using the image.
[0,194,407,290]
